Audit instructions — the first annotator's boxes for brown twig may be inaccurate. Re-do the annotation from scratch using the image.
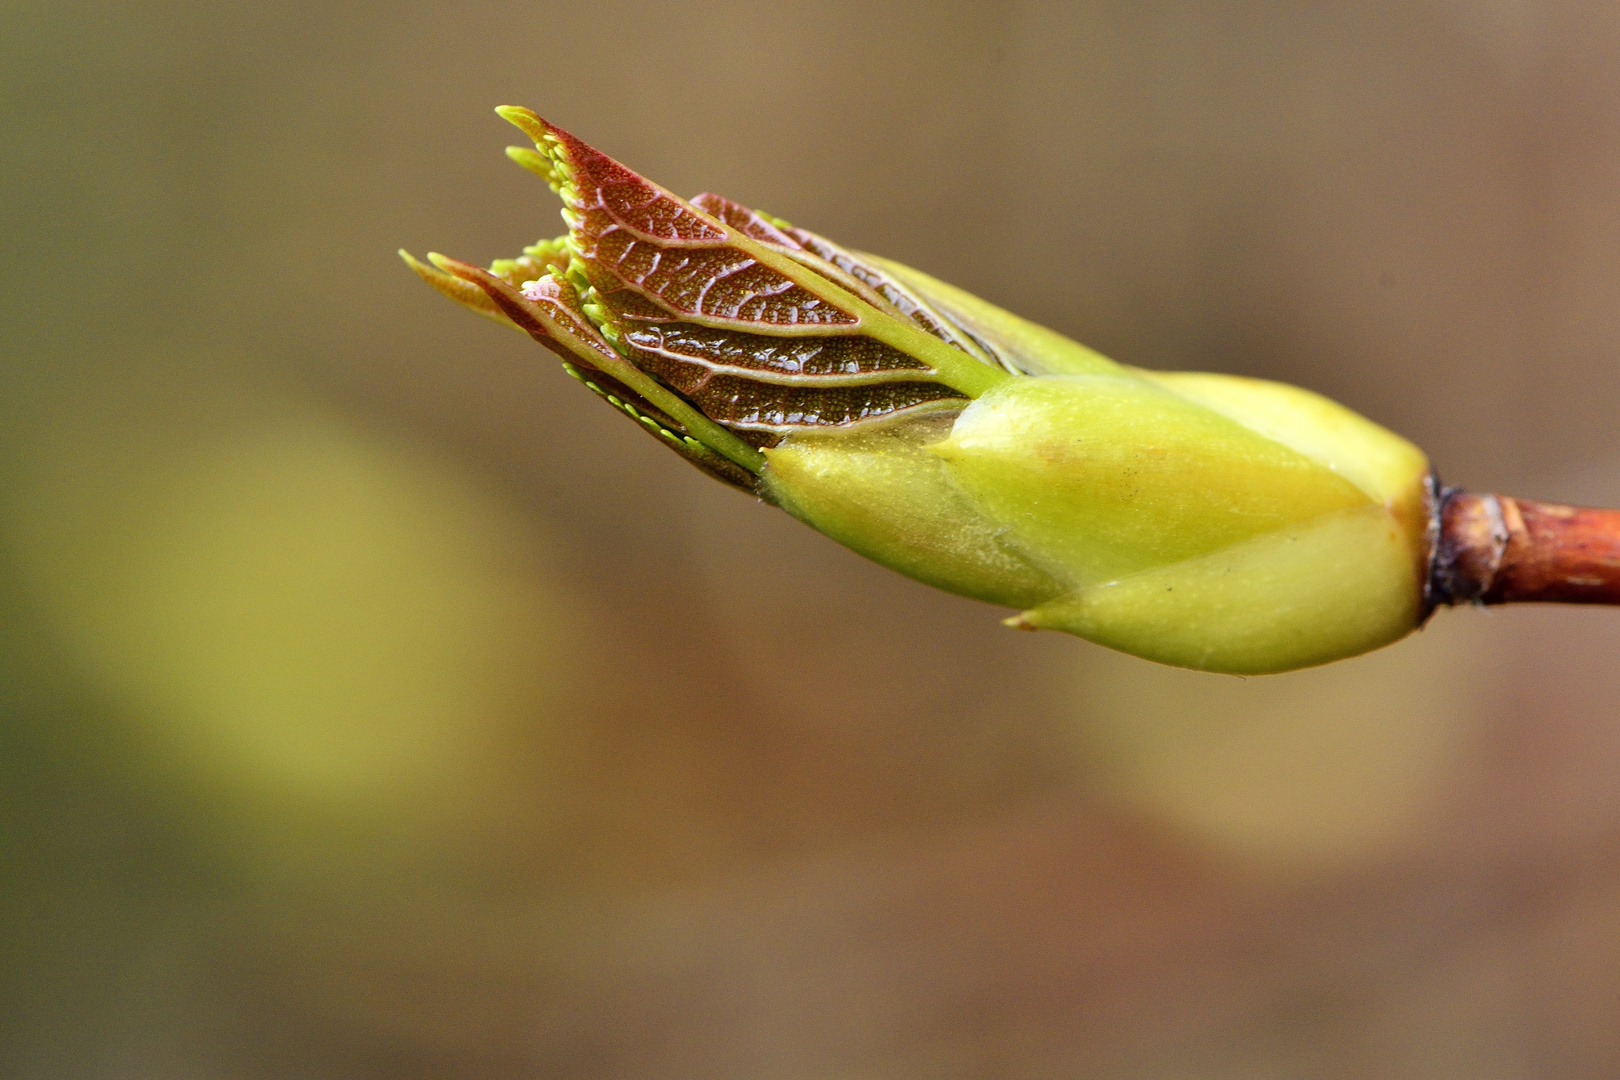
[1430,488,1620,607]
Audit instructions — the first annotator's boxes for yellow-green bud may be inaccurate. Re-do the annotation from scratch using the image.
[766,372,1429,674]
[404,108,1434,674]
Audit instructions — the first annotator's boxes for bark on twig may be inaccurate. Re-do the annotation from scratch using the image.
[1431,489,1620,607]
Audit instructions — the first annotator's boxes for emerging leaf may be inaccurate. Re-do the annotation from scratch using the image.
[404,108,1439,675]
[404,108,1011,488]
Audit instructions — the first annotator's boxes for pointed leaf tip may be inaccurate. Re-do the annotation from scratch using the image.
[402,250,516,327]
[401,247,455,284]
[495,105,548,144]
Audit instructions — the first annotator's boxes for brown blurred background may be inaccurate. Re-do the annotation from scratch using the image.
[4,1,1620,1077]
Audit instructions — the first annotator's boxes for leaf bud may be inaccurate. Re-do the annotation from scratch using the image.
[404,109,1434,674]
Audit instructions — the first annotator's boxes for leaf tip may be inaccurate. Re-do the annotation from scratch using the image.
[494,105,548,144]
[424,250,468,275]
[404,250,517,328]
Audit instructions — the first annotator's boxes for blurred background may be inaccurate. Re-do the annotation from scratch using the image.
[4,1,1620,1076]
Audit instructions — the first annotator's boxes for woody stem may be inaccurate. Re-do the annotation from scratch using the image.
[1430,489,1620,606]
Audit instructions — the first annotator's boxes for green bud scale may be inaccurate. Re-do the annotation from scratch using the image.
[403,108,1620,674]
